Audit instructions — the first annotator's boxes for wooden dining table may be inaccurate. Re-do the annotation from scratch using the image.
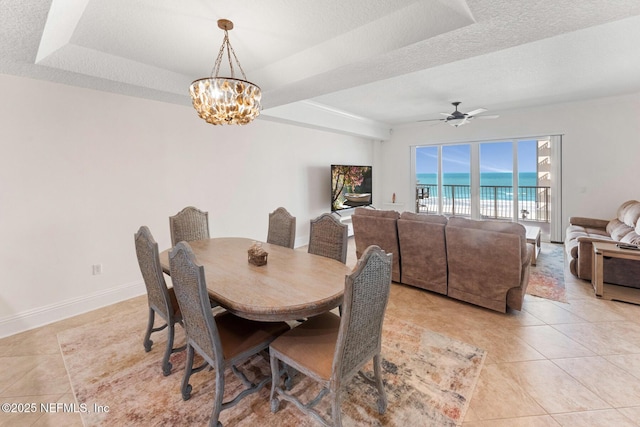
[159,237,353,322]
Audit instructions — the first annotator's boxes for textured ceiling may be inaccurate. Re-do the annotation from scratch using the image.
[2,0,640,127]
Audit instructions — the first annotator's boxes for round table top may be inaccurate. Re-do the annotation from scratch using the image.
[159,237,352,321]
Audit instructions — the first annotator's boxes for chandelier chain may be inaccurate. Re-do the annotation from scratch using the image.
[211,30,248,81]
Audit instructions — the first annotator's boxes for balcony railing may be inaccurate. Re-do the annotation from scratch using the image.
[416,184,550,222]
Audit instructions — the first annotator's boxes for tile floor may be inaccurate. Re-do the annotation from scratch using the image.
[2,241,640,426]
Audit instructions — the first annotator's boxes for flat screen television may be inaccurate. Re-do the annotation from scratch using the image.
[331,165,373,211]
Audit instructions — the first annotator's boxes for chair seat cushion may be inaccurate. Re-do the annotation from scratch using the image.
[270,312,340,381]
[216,312,289,361]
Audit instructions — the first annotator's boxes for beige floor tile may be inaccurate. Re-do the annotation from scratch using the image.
[445,327,545,364]
[522,300,588,325]
[463,415,561,427]
[553,356,640,408]
[552,322,640,355]
[31,392,84,427]
[1,354,71,397]
[462,405,479,422]
[0,395,68,427]
[604,354,640,379]
[561,271,595,298]
[601,320,640,346]
[553,298,629,323]
[469,363,546,420]
[551,409,640,427]
[517,325,595,359]
[617,406,640,425]
[610,302,640,323]
[0,327,61,358]
[564,282,597,301]
[0,356,45,395]
[503,360,610,413]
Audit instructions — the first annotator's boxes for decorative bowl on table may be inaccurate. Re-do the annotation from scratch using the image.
[248,242,268,266]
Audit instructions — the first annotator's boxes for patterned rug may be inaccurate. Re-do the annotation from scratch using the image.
[526,242,567,303]
[58,306,486,426]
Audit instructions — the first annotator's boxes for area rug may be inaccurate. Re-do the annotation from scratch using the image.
[526,242,567,303]
[58,307,486,426]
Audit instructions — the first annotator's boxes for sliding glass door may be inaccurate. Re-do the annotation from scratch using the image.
[479,141,514,219]
[414,136,562,242]
[442,145,471,216]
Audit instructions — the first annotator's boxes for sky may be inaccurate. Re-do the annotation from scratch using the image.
[416,140,538,174]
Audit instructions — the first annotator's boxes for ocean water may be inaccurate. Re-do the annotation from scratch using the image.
[417,172,537,186]
[417,172,539,201]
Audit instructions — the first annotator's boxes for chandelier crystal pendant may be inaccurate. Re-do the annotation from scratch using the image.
[189,19,262,125]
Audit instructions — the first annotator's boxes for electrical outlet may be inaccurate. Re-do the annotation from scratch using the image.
[92,264,102,275]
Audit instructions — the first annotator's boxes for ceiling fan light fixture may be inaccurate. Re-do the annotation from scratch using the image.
[189,19,261,126]
[447,118,466,127]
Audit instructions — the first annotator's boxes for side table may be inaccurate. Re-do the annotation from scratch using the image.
[524,226,541,266]
[592,241,640,304]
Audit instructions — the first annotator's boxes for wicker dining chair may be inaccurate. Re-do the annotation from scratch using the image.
[267,207,296,249]
[269,245,392,427]
[169,206,210,246]
[308,213,348,263]
[169,241,290,427]
[134,226,185,376]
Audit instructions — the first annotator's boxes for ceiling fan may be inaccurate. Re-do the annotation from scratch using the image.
[420,102,499,127]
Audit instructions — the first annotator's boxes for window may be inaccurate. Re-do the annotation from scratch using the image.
[414,136,562,242]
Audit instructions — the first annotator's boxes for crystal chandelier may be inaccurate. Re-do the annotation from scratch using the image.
[189,19,261,125]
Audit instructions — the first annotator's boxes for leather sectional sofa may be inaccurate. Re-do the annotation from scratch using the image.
[352,208,533,313]
[565,199,640,287]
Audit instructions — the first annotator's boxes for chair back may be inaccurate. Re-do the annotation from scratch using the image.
[267,207,296,249]
[134,226,173,320]
[169,242,221,365]
[169,206,210,246]
[333,245,392,380]
[308,213,348,263]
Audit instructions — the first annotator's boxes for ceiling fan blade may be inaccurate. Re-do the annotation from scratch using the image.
[439,112,452,117]
[454,118,470,127]
[417,118,445,123]
[465,108,487,117]
[475,114,500,119]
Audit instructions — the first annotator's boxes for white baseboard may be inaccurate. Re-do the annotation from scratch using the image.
[0,280,146,339]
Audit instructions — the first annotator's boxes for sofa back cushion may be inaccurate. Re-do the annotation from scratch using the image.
[397,213,448,294]
[352,208,401,282]
[606,200,640,242]
[622,201,640,227]
[399,211,448,224]
[607,219,634,241]
[353,207,399,219]
[447,217,528,263]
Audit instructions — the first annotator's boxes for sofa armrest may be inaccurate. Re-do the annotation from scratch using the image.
[576,235,614,245]
[523,243,534,267]
[569,216,609,229]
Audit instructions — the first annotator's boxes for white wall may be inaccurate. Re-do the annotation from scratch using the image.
[378,92,640,232]
[0,74,374,337]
